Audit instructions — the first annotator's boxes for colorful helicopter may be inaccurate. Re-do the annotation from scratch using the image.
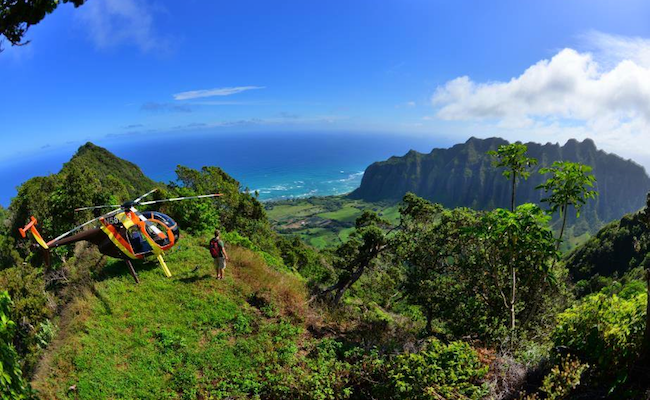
[18,189,221,283]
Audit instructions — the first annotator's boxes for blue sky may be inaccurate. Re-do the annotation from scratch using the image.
[1,0,650,166]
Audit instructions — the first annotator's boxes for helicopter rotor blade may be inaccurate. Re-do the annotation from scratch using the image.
[74,204,121,212]
[133,188,159,204]
[139,193,222,206]
[48,208,122,246]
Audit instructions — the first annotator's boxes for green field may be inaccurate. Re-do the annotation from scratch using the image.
[265,196,400,249]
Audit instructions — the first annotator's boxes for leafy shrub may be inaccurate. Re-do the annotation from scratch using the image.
[552,281,646,389]
[277,235,333,285]
[158,186,220,234]
[0,265,51,374]
[380,338,489,399]
[0,291,34,400]
[525,356,589,400]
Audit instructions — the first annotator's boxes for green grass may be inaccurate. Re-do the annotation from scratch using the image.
[265,203,323,220]
[377,204,401,225]
[317,207,363,223]
[266,196,399,249]
[33,235,309,399]
[337,227,355,243]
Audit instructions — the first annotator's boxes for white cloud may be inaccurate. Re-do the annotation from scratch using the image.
[77,0,168,53]
[581,30,650,68]
[173,86,265,101]
[431,32,650,167]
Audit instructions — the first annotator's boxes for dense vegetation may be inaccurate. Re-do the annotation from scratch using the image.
[2,141,650,399]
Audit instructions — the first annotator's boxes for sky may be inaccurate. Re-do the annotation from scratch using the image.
[1,0,650,167]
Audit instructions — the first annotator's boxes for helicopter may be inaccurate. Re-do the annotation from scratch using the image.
[18,188,222,283]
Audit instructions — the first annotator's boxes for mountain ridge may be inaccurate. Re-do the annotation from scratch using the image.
[350,137,650,231]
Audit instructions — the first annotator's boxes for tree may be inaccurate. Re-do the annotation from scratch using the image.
[166,166,276,251]
[469,204,558,342]
[1,0,85,51]
[537,161,598,250]
[396,194,559,343]
[319,211,389,306]
[488,143,538,212]
[395,193,474,334]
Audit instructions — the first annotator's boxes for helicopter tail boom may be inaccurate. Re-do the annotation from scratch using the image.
[19,217,50,250]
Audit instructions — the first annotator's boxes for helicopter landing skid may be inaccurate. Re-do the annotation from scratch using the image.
[126,260,140,284]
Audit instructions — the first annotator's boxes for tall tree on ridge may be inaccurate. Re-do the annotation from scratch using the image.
[488,143,538,212]
[537,161,597,250]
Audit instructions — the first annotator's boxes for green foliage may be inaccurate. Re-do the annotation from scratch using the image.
[0,213,20,269]
[262,337,489,400]
[537,161,598,250]
[164,165,277,252]
[488,143,538,210]
[397,194,560,343]
[488,143,538,181]
[538,161,598,219]
[277,235,333,285]
[378,338,489,399]
[324,211,389,305]
[158,186,220,234]
[0,264,51,373]
[49,164,118,234]
[220,230,286,270]
[60,143,155,199]
[0,291,33,400]
[0,0,85,49]
[552,281,646,390]
[9,175,58,245]
[525,356,589,400]
[565,211,647,282]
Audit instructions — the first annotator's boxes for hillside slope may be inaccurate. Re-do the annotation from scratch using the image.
[350,137,650,231]
[564,200,649,281]
[32,235,311,399]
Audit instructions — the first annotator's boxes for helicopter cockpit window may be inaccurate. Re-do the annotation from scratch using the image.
[146,223,168,245]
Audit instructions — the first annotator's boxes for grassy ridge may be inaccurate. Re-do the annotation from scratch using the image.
[32,235,309,399]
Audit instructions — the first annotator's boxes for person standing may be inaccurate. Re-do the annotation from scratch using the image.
[209,230,229,280]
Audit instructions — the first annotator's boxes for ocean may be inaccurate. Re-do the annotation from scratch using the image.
[0,131,450,207]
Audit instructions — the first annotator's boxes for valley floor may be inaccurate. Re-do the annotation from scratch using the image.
[265,196,400,249]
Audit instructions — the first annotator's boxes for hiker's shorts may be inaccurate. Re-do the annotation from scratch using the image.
[214,257,226,270]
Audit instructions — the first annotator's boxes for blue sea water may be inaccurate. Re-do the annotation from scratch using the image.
[0,131,451,207]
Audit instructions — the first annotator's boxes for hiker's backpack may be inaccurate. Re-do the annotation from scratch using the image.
[209,239,222,258]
